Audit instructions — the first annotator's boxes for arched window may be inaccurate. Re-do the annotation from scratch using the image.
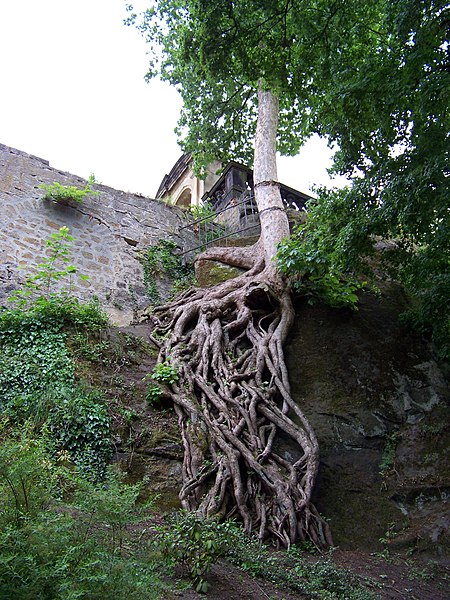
[175,187,192,207]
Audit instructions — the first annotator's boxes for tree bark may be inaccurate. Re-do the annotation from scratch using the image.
[253,84,290,272]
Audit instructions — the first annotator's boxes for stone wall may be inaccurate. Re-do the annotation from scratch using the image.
[0,143,194,324]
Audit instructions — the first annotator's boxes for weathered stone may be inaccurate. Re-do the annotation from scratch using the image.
[286,282,450,555]
[0,142,191,324]
[3,205,17,218]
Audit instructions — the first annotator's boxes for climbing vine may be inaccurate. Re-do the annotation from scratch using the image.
[1,227,111,480]
[141,239,194,304]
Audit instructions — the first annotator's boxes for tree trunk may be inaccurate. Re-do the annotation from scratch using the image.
[253,85,290,272]
[149,84,332,549]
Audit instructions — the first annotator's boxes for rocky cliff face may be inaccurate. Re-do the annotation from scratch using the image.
[104,283,448,558]
[286,283,449,555]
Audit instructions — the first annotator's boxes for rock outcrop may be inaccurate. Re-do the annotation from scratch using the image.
[286,283,449,555]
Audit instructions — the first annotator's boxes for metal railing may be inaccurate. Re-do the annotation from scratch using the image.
[178,193,260,256]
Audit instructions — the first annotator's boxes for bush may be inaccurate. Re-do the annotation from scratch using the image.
[277,220,366,311]
[48,386,111,481]
[39,175,99,205]
[0,309,75,418]
[0,424,57,527]
[0,432,165,599]
[155,511,236,593]
[0,294,111,480]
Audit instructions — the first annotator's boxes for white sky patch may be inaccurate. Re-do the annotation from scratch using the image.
[0,0,348,198]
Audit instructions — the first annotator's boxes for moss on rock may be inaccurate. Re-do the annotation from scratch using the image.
[195,259,245,287]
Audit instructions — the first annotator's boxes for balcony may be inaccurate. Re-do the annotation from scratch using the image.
[178,161,311,256]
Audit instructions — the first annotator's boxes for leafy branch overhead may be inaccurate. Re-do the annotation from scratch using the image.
[278,0,450,356]
[127,0,383,173]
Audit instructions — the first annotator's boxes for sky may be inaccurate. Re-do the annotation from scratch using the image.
[0,0,347,198]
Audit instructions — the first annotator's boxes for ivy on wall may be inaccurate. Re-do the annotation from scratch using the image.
[141,239,194,305]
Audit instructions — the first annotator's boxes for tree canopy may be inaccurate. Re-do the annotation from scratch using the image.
[127,0,383,171]
[277,0,450,357]
[129,0,449,355]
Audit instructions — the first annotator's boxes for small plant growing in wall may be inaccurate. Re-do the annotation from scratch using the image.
[379,431,399,476]
[9,226,89,305]
[39,174,99,205]
[146,383,163,406]
[189,201,229,249]
[144,360,179,406]
[190,200,215,223]
[141,239,195,304]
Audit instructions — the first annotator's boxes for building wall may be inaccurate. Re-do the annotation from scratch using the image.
[0,143,193,324]
[162,159,222,207]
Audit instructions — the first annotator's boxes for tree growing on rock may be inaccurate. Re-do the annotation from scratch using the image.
[127,0,382,547]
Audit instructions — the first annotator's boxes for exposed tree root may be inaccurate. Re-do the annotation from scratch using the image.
[150,244,332,548]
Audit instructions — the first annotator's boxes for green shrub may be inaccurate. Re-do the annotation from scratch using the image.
[48,386,111,481]
[0,424,57,526]
[0,291,110,481]
[39,174,99,205]
[225,526,373,599]
[190,201,216,223]
[73,467,150,552]
[0,298,108,401]
[150,360,179,384]
[0,432,166,600]
[72,332,111,362]
[61,295,109,333]
[0,311,75,418]
[155,511,236,593]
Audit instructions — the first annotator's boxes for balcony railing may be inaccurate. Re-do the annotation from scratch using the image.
[178,193,260,256]
[178,162,311,257]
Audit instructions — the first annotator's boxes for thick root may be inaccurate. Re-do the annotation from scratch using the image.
[151,259,332,548]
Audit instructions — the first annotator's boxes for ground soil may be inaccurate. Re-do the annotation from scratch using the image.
[330,550,449,600]
[169,551,449,599]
